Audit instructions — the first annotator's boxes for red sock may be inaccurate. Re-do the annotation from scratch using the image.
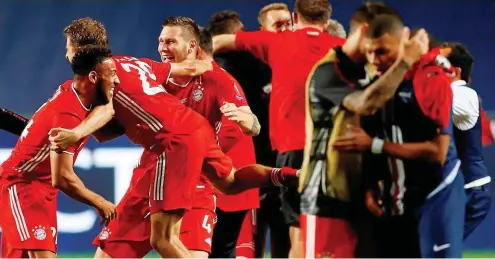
[271,167,298,187]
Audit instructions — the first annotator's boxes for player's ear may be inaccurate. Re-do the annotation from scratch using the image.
[88,71,98,84]
[292,12,298,25]
[189,39,198,55]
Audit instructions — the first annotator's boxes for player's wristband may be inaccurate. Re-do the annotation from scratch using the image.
[371,137,384,154]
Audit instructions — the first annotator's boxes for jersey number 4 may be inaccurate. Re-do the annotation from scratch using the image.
[120,60,166,96]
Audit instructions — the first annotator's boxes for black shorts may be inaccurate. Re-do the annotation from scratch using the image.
[276,149,304,226]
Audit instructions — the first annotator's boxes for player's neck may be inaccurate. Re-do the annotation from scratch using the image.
[295,22,325,32]
[72,79,96,109]
[169,76,194,86]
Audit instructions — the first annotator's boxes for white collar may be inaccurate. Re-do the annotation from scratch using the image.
[451,79,467,88]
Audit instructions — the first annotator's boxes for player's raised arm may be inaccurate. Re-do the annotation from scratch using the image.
[49,102,115,151]
[140,58,213,84]
[213,31,275,64]
[0,108,28,136]
[335,16,429,115]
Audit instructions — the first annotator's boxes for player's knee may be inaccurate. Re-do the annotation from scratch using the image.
[94,247,113,258]
[150,210,184,250]
[27,250,56,258]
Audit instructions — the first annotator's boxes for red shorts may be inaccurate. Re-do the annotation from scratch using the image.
[93,165,217,256]
[236,209,256,258]
[300,213,356,258]
[149,126,232,214]
[0,181,58,257]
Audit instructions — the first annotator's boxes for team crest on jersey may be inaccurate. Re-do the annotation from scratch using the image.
[99,227,112,240]
[192,87,204,102]
[32,226,47,240]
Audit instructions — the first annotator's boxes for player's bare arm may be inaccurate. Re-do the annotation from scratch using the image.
[342,28,429,115]
[171,59,213,77]
[332,124,449,164]
[91,118,125,143]
[204,165,298,195]
[0,108,28,136]
[50,150,117,224]
[220,103,261,136]
[212,34,236,53]
[49,102,115,151]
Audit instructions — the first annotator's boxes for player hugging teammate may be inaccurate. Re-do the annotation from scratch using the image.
[0,1,492,259]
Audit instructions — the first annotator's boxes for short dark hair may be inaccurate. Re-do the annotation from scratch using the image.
[64,18,108,47]
[411,28,441,48]
[366,14,404,39]
[294,0,331,24]
[441,42,474,82]
[350,2,401,33]
[163,16,200,42]
[71,45,112,75]
[199,28,213,55]
[208,11,242,36]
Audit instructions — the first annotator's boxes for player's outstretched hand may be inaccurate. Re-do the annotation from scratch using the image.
[332,124,372,152]
[400,27,430,67]
[48,128,79,152]
[95,199,117,226]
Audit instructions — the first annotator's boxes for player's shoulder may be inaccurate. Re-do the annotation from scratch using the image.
[49,80,89,117]
[452,82,479,102]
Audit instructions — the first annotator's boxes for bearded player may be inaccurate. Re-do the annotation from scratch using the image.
[50,18,298,258]
[0,45,118,258]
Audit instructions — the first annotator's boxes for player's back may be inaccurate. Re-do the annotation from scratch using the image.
[1,81,89,185]
[111,56,208,148]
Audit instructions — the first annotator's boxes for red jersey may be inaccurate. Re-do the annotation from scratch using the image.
[0,81,90,185]
[235,29,345,153]
[217,108,259,210]
[111,56,209,149]
[163,61,258,210]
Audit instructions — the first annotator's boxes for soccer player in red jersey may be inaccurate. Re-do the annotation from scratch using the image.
[0,45,118,258]
[91,17,261,259]
[212,0,345,256]
[197,28,260,259]
[50,18,299,258]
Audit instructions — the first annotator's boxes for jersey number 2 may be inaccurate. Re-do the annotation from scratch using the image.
[120,61,166,96]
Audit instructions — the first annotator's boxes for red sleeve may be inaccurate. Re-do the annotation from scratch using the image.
[480,108,494,146]
[413,65,453,129]
[139,58,172,85]
[214,69,248,108]
[52,112,83,154]
[217,118,242,153]
[235,31,276,64]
